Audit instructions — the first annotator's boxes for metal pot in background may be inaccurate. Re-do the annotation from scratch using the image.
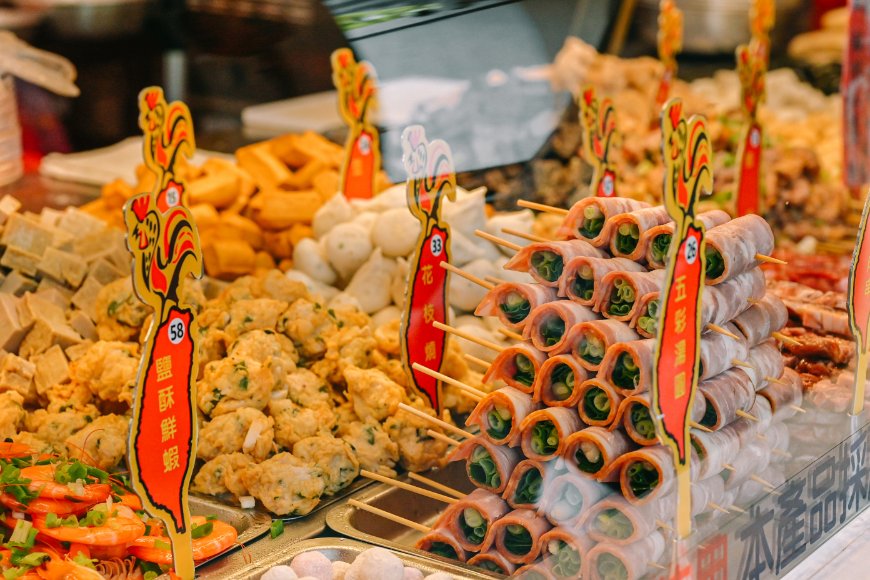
[635,0,810,55]
[14,0,152,40]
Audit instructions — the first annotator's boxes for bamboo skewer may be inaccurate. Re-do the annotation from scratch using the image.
[790,405,806,414]
[690,421,713,433]
[772,331,801,347]
[765,376,788,386]
[359,470,459,505]
[732,359,755,369]
[408,473,467,499]
[736,409,759,422]
[755,254,787,265]
[397,403,473,440]
[706,323,741,340]
[749,474,776,489]
[655,519,674,531]
[771,448,792,458]
[475,229,521,251]
[348,499,431,534]
[722,464,736,472]
[517,199,569,215]
[708,502,730,514]
[649,563,669,571]
[464,353,491,370]
[501,227,551,244]
[498,327,525,342]
[484,275,509,285]
[426,429,461,448]
[439,261,495,291]
[412,362,486,400]
[433,320,505,353]
[729,504,747,514]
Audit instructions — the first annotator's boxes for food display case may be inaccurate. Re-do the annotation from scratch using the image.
[0,1,868,579]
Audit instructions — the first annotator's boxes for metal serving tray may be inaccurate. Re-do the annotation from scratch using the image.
[326,462,495,576]
[242,537,490,580]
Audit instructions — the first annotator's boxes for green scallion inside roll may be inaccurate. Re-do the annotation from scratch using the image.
[531,250,564,282]
[706,245,725,279]
[540,316,567,347]
[469,445,501,489]
[427,541,459,560]
[629,404,656,441]
[626,460,659,499]
[570,264,596,300]
[614,222,641,255]
[651,233,672,265]
[575,440,604,474]
[513,354,535,387]
[577,333,606,364]
[597,553,629,580]
[549,363,576,401]
[548,540,582,578]
[513,467,543,505]
[504,524,533,555]
[486,406,513,440]
[459,508,487,546]
[607,278,635,316]
[636,299,660,336]
[611,352,640,390]
[475,560,505,574]
[500,291,531,324]
[580,204,605,239]
[595,508,634,540]
[582,387,611,421]
[530,420,559,456]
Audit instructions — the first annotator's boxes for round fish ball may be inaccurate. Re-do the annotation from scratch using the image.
[372,208,421,257]
[345,249,396,314]
[261,565,298,580]
[403,567,425,580]
[329,292,363,312]
[290,551,332,580]
[350,184,406,213]
[443,187,486,238]
[455,324,502,363]
[346,548,404,580]
[352,212,379,234]
[454,315,487,331]
[485,210,535,256]
[449,258,497,312]
[325,223,373,281]
[332,561,351,580]
[370,305,401,329]
[293,238,338,286]
[449,229,482,267]
[313,193,353,239]
[494,257,535,284]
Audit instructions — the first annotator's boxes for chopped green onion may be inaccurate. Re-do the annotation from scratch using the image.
[530,421,559,457]
[570,264,596,300]
[539,316,566,347]
[469,446,501,489]
[607,278,636,316]
[191,521,213,540]
[706,246,725,279]
[577,333,605,364]
[629,404,657,441]
[499,292,531,324]
[583,387,611,421]
[614,223,641,255]
[627,460,659,499]
[504,524,533,555]
[513,468,543,505]
[580,205,605,239]
[548,540,582,578]
[427,541,458,560]
[611,352,640,390]
[269,520,284,539]
[575,441,604,473]
[459,508,487,545]
[595,508,634,540]
[486,406,513,440]
[597,552,628,580]
[531,251,564,282]
[513,354,535,387]
[651,233,672,265]
[549,363,575,401]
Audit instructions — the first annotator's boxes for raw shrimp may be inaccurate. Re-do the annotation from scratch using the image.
[129,516,238,564]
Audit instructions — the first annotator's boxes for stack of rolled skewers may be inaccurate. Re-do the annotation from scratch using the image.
[351,196,805,580]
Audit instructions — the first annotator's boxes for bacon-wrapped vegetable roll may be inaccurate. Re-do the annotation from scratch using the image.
[483,343,548,393]
[698,368,756,430]
[703,214,774,285]
[563,426,634,481]
[540,471,609,528]
[524,301,598,353]
[476,282,558,330]
[616,445,698,505]
[559,197,650,246]
[449,437,521,494]
[538,527,593,580]
[631,291,661,338]
[616,391,705,446]
[576,378,624,427]
[467,550,517,576]
[503,458,551,510]
[467,386,537,446]
[414,526,470,562]
[559,256,646,305]
[535,355,589,407]
[691,422,743,479]
[597,270,665,321]
[581,494,667,545]
[515,563,557,580]
[642,209,731,268]
[519,407,585,461]
[732,294,788,346]
[606,206,671,260]
[442,488,510,552]
[482,508,552,565]
[743,340,785,391]
[587,531,666,580]
[598,339,656,396]
[760,368,803,419]
[504,239,605,287]
[723,440,771,491]
[699,323,749,380]
[566,319,640,372]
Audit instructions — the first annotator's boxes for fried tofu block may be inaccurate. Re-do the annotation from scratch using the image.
[19,318,82,358]
[0,353,36,402]
[1,246,42,276]
[249,190,321,230]
[188,168,239,209]
[236,142,293,190]
[2,214,54,256]
[0,271,36,296]
[71,276,105,321]
[0,195,21,225]
[33,345,70,397]
[203,239,256,279]
[38,247,88,288]
[213,213,264,250]
[0,294,32,352]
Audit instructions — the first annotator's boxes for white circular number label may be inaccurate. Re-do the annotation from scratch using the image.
[603,175,614,197]
[684,237,699,265]
[165,186,180,207]
[430,234,443,257]
[168,317,186,345]
[750,127,760,148]
[358,134,371,155]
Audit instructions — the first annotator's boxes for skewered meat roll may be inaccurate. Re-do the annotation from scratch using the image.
[576,378,624,428]
[467,550,517,576]
[596,270,665,321]
[503,458,552,510]
[598,339,656,396]
[563,426,635,481]
[559,256,646,306]
[476,282,558,330]
[483,343,548,393]
[615,445,699,505]
[537,527,593,580]
[524,301,598,353]
[482,508,553,565]
[535,355,589,407]
[586,531,666,580]
[414,526,470,562]
[616,392,705,447]
[559,197,650,246]
[605,206,671,260]
[565,319,640,372]
[449,437,521,494]
[466,387,538,446]
[504,239,605,287]
[441,488,510,552]
[702,214,774,285]
[519,407,585,461]
[642,210,731,268]
[540,470,609,528]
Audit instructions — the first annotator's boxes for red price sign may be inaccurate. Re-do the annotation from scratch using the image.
[579,86,618,198]
[656,0,683,107]
[734,44,767,216]
[848,186,870,414]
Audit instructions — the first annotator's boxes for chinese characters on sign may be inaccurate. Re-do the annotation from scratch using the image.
[848,186,870,414]
[332,48,381,200]
[123,87,203,580]
[653,98,710,539]
[579,86,618,198]
[656,0,683,107]
[399,125,455,410]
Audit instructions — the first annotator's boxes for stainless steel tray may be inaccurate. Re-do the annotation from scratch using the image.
[241,537,491,580]
[326,462,493,575]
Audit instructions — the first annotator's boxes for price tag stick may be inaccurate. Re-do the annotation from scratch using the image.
[656,0,683,107]
[332,48,381,200]
[123,87,203,580]
[653,99,710,539]
[400,126,456,411]
[843,0,870,193]
[579,86,618,198]
[848,187,870,415]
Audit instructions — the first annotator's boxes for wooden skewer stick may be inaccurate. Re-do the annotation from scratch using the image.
[502,227,551,244]
[348,499,431,534]
[359,470,459,505]
[756,433,768,441]
[722,463,736,472]
[408,472,466,499]
[439,261,495,291]
[756,253,787,265]
[765,376,789,386]
[771,448,792,458]
[749,474,776,490]
[772,331,801,347]
[412,362,486,400]
[498,327,525,342]
[729,504,747,514]
[426,429,461,448]
[433,320,505,353]
[655,519,674,531]
[464,353,491,370]
[397,403,473,440]
[475,229,521,251]
[690,421,713,433]
[706,323,741,340]
[649,563,669,571]
[732,359,755,370]
[708,502,730,514]
[790,405,806,414]
[517,199,569,215]
[736,409,759,422]
[484,275,509,285]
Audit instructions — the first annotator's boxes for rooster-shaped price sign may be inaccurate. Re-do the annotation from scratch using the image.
[656,0,683,107]
[848,187,870,415]
[579,86,618,198]
[750,0,775,57]
[400,126,455,410]
[844,0,870,192]
[653,98,710,539]
[734,42,767,216]
[123,87,203,580]
[332,48,381,200]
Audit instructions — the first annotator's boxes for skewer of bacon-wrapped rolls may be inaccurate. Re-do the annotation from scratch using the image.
[596,270,665,322]
[481,508,552,565]
[559,197,650,246]
[440,488,510,552]
[615,445,699,505]
[504,239,605,287]
[466,386,537,446]
[697,368,756,430]
[537,527,593,580]
[642,209,731,268]
[562,426,635,481]
[742,340,786,391]
[414,526,470,563]
[597,339,656,397]
[534,355,589,407]
[586,531,666,580]
[449,437,521,494]
[576,378,624,428]
[702,214,774,285]
[559,256,646,306]
[699,323,749,380]
[519,407,585,461]
[723,440,772,491]
[475,282,559,330]
[539,470,609,528]
[467,550,517,576]
[524,301,598,353]
[605,206,671,260]
[565,319,640,372]
[503,458,551,510]
[579,493,670,546]
[483,343,548,393]
[691,421,745,479]
[615,391,705,447]
[759,368,803,419]
[731,294,789,346]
